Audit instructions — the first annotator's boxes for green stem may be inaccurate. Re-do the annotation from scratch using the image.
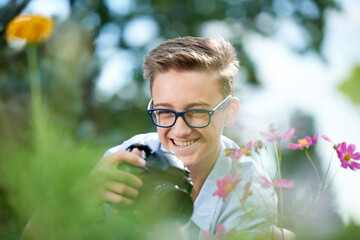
[298,151,337,229]
[305,149,321,184]
[274,142,282,180]
[323,166,340,193]
[26,44,42,115]
[320,150,334,193]
[274,141,284,239]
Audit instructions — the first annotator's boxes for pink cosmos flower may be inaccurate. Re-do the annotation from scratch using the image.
[253,140,267,154]
[259,176,273,189]
[336,142,360,170]
[225,141,252,161]
[241,141,253,156]
[213,171,242,202]
[260,124,296,142]
[226,148,241,161]
[259,176,294,189]
[287,133,318,150]
[240,177,252,205]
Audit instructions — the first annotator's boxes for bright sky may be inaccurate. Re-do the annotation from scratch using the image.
[4,0,360,226]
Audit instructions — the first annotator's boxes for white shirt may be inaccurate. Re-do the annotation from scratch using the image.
[105,133,278,240]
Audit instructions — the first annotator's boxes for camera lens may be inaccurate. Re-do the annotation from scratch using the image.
[152,183,193,223]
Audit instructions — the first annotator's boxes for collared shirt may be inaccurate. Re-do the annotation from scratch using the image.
[105,132,278,240]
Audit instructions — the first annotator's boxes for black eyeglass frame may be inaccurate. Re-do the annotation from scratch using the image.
[147,95,232,128]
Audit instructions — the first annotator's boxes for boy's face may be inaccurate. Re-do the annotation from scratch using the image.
[151,69,231,171]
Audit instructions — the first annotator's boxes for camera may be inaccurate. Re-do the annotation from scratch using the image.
[117,143,193,227]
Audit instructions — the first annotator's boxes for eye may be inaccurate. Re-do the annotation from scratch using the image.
[186,110,209,117]
[156,110,173,115]
[190,109,207,114]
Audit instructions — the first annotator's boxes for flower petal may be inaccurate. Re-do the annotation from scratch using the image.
[274,179,294,188]
[321,135,333,143]
[216,223,226,237]
[267,135,282,142]
[282,127,296,139]
[287,143,302,150]
[245,141,253,151]
[349,161,360,170]
[340,161,348,169]
[259,176,272,189]
[203,231,216,239]
[339,142,347,153]
[352,152,360,160]
[260,132,271,138]
[347,144,356,154]
[311,133,318,144]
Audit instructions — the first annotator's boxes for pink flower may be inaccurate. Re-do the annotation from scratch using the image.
[203,223,225,239]
[226,148,241,161]
[253,140,266,154]
[259,176,294,189]
[259,176,273,189]
[203,224,237,240]
[273,179,294,188]
[213,171,242,202]
[240,177,252,204]
[241,141,253,156]
[321,135,339,149]
[287,133,318,150]
[225,141,252,161]
[336,142,360,170]
[260,124,296,142]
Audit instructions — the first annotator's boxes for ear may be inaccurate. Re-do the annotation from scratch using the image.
[224,97,240,127]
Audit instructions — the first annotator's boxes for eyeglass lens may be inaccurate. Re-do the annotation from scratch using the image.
[152,110,210,127]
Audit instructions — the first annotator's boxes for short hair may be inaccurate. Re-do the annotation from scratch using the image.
[143,36,239,97]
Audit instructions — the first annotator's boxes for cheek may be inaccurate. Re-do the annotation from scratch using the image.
[210,114,226,131]
[157,128,170,144]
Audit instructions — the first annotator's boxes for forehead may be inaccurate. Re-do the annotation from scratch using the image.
[151,69,222,101]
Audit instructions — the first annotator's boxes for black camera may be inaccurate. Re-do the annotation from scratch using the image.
[117,143,193,227]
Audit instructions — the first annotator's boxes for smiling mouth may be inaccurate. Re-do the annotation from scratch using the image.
[172,138,199,148]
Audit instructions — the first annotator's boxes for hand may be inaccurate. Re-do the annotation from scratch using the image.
[22,149,147,239]
[89,149,146,206]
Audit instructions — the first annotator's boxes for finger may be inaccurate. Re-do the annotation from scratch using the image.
[105,150,146,167]
[101,168,143,189]
[105,181,139,199]
[103,191,133,206]
[131,149,143,158]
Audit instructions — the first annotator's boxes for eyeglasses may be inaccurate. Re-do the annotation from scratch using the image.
[147,95,232,128]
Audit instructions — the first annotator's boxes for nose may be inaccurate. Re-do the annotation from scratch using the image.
[171,115,193,137]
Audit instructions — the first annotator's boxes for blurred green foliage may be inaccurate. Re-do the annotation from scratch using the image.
[339,65,360,104]
[1,0,357,239]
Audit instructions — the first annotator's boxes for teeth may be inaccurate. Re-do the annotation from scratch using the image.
[173,139,197,147]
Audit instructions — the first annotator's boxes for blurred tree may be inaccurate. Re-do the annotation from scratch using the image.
[0,0,341,145]
[0,0,345,237]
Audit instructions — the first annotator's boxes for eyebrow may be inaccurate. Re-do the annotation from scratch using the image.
[153,101,211,109]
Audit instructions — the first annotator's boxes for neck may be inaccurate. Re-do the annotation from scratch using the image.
[188,142,221,201]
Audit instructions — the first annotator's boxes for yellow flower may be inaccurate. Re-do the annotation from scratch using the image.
[6,14,55,45]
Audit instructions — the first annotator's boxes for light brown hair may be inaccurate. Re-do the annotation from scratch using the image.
[143,36,239,97]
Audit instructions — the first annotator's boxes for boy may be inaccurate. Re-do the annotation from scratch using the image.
[90,37,278,239]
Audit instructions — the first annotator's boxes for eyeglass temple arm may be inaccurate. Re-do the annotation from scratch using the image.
[147,98,153,110]
[213,95,232,112]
